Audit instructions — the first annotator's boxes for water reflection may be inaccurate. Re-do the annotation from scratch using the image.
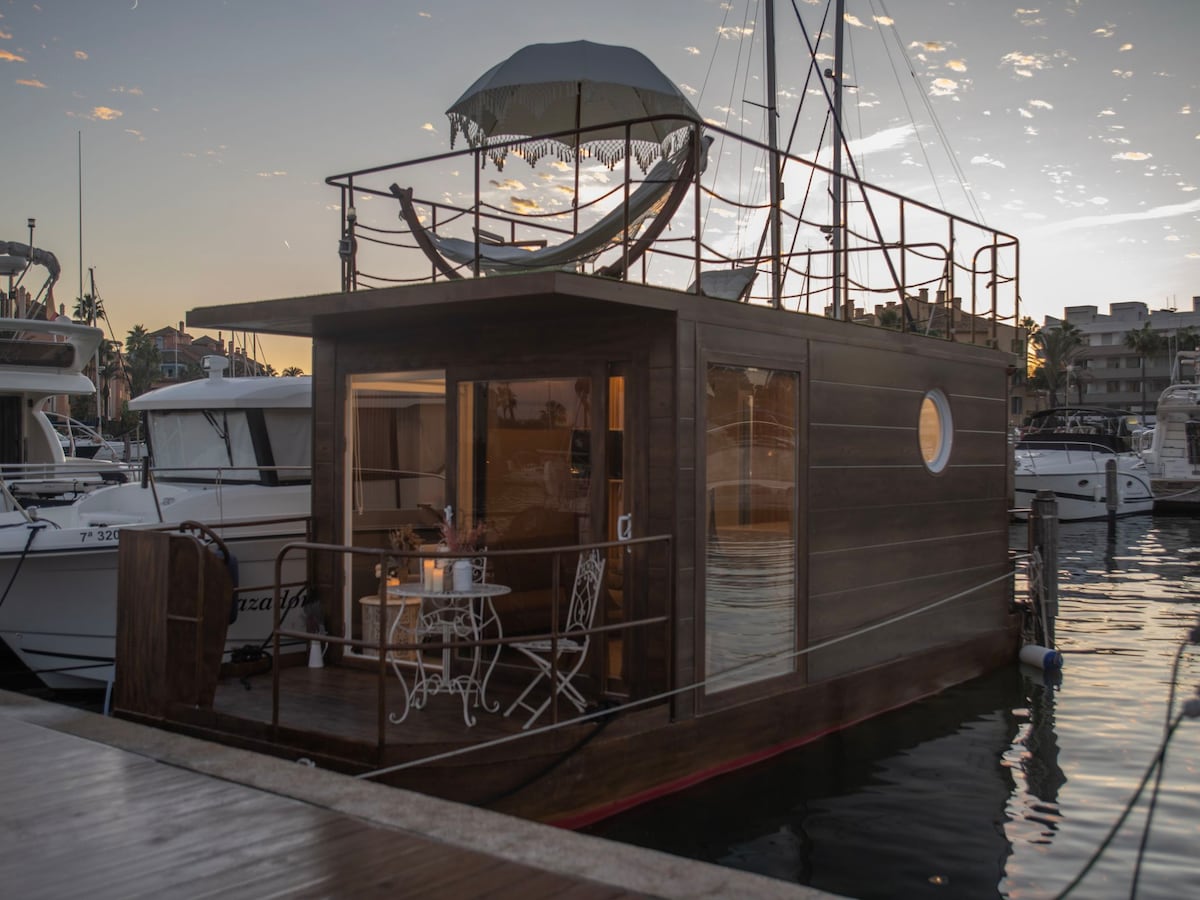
[590,516,1200,899]
[589,666,1035,899]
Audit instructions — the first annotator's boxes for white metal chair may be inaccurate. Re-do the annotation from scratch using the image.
[504,548,606,729]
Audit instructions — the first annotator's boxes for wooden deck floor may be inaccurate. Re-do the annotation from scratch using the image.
[0,715,646,899]
[1,690,824,900]
[211,659,535,747]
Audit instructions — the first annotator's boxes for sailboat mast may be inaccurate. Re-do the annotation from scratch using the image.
[830,0,846,319]
[89,267,101,425]
[765,0,782,308]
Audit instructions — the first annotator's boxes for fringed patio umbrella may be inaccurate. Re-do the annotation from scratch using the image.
[446,40,700,171]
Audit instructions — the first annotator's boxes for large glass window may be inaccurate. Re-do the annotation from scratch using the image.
[704,364,798,692]
[457,378,592,544]
[345,371,447,656]
[149,410,257,481]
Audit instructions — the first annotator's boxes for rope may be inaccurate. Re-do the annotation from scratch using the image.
[0,523,46,611]
[356,567,1013,780]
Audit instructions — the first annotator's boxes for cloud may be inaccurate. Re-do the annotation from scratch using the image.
[421,122,436,132]
[1000,50,1049,75]
[1029,99,1053,110]
[911,40,946,52]
[256,170,287,177]
[930,77,959,97]
[124,128,144,141]
[1093,25,1116,38]
[945,59,967,73]
[1112,69,1133,79]
[74,50,87,60]
[807,123,915,169]
[0,28,12,39]
[685,46,700,56]
[0,49,25,62]
[844,14,870,28]
[1118,43,1133,52]
[971,154,1006,168]
[110,85,143,95]
[16,78,45,88]
[510,196,541,214]
[1113,151,1152,161]
[717,25,753,39]
[873,15,894,26]
[90,106,122,121]
[487,178,526,191]
[1033,196,1200,235]
[418,10,431,17]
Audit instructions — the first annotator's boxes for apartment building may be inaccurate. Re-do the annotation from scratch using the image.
[1049,297,1200,421]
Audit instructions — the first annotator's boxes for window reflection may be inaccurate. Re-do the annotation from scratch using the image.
[705,364,798,692]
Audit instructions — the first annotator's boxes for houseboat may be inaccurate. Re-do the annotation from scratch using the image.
[112,26,1026,827]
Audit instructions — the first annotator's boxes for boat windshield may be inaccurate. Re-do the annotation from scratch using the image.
[148,408,310,483]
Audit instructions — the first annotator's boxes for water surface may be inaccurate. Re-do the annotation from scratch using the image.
[588,516,1200,899]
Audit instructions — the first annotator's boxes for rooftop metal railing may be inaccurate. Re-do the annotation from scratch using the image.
[326,115,1020,346]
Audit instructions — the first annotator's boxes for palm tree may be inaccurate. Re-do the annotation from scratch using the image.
[1032,323,1083,408]
[1123,323,1167,422]
[72,292,105,325]
[124,324,162,398]
[96,339,121,422]
[1174,326,1200,353]
[281,366,305,377]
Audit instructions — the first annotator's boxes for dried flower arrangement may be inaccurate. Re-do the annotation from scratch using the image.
[439,517,489,552]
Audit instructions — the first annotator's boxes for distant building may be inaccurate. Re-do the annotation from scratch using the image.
[1048,297,1200,420]
[148,322,268,386]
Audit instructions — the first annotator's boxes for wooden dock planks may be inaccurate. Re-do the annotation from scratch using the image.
[0,715,640,899]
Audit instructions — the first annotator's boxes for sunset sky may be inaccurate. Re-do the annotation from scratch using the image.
[1,0,1196,372]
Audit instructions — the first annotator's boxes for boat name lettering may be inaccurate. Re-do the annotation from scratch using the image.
[79,529,120,543]
[237,588,306,613]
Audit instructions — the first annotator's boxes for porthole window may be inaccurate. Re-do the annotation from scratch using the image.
[918,389,953,473]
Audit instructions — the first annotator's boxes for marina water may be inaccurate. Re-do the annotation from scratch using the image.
[587,516,1200,899]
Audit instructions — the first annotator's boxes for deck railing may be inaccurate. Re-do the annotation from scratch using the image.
[326,115,1020,347]
[269,534,673,754]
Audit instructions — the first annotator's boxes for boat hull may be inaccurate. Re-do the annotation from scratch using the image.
[0,529,308,689]
[1012,455,1153,522]
[138,623,1020,828]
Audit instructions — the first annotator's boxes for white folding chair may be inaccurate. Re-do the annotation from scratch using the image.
[504,549,606,730]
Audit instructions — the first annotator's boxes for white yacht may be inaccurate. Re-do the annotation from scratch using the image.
[1012,406,1153,522]
[0,316,132,505]
[1141,351,1200,513]
[0,356,311,689]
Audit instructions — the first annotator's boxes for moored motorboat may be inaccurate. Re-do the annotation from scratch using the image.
[1012,407,1153,521]
[0,355,312,689]
[1140,351,1200,513]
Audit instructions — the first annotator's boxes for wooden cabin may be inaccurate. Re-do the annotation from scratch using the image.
[113,104,1024,826]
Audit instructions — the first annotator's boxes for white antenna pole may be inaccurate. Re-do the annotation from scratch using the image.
[766,0,782,309]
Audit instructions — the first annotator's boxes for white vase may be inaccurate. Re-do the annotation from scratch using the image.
[452,559,473,592]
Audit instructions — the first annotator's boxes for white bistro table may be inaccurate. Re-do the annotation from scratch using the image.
[385,581,510,727]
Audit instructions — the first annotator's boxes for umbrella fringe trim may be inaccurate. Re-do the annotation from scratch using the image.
[448,103,694,172]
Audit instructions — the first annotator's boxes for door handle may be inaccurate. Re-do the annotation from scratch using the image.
[617,513,632,542]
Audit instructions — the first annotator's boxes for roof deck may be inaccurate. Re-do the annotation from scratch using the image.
[320,117,1019,345]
